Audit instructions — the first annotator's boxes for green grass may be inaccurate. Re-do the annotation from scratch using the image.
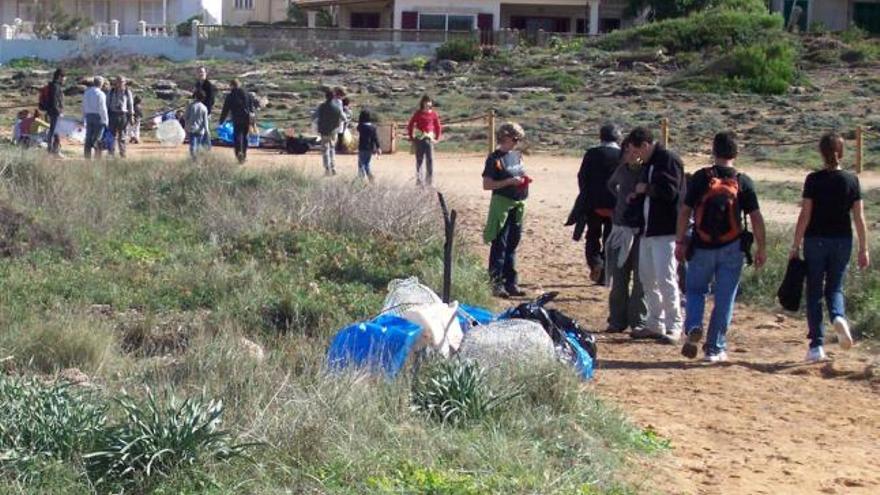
[0,149,657,493]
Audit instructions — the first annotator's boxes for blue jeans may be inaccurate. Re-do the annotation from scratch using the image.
[685,241,744,354]
[188,131,209,159]
[488,211,522,288]
[804,237,852,348]
[84,114,105,159]
[358,149,373,178]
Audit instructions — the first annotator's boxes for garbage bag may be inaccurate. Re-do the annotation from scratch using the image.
[403,302,463,357]
[216,121,234,144]
[327,314,423,377]
[381,277,442,318]
[54,117,85,143]
[562,330,595,380]
[778,257,806,312]
[155,119,185,146]
[456,304,496,331]
[458,319,556,368]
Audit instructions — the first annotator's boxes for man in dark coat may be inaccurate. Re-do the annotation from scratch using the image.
[219,78,254,164]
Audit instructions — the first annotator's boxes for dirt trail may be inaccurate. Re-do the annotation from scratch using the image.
[123,145,880,494]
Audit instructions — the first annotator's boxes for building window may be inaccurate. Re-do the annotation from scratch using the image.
[418,13,475,31]
[235,0,255,9]
[141,0,164,24]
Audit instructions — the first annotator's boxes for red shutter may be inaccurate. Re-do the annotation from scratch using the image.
[477,13,493,31]
[401,11,418,30]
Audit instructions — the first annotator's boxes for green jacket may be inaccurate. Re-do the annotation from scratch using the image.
[483,194,526,243]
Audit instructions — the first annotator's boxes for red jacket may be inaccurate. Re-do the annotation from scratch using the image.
[407,109,442,140]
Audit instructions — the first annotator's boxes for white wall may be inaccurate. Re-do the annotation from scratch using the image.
[0,36,198,64]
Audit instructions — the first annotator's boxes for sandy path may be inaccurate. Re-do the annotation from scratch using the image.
[121,144,880,494]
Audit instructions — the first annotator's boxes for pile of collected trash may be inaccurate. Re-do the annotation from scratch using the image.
[327,277,597,379]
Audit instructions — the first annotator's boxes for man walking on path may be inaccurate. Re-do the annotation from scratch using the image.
[567,123,622,284]
[44,68,65,155]
[314,89,345,176]
[82,76,108,160]
[107,76,134,158]
[219,79,254,164]
[625,127,686,344]
[675,132,767,362]
[605,137,648,335]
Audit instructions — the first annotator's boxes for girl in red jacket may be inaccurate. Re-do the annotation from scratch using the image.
[406,95,442,186]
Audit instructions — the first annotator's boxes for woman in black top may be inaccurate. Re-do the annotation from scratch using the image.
[790,133,869,362]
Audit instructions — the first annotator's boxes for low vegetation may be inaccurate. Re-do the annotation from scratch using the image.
[0,149,660,493]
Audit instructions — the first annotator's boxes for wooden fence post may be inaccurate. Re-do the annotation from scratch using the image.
[488,109,496,153]
[437,193,457,304]
[660,117,669,148]
[855,126,863,174]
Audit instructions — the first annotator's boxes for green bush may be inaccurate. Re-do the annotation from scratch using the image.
[436,39,481,62]
[669,41,798,95]
[411,360,520,426]
[599,8,783,53]
[510,68,582,92]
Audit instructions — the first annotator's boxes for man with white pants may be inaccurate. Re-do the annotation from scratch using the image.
[623,127,686,344]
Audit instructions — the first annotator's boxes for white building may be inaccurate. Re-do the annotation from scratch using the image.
[297,0,628,35]
[0,0,223,35]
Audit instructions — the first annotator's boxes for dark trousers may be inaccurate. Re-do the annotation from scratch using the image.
[585,211,613,271]
[233,121,249,161]
[84,114,105,159]
[607,235,647,331]
[47,112,60,154]
[108,112,128,157]
[488,212,522,288]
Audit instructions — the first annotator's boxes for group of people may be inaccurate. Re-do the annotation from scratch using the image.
[484,121,869,363]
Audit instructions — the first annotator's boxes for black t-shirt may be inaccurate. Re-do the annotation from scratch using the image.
[803,168,861,238]
[684,165,760,248]
[482,149,528,201]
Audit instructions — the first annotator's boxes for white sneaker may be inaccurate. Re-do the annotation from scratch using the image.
[704,351,728,363]
[806,346,827,362]
[832,317,853,350]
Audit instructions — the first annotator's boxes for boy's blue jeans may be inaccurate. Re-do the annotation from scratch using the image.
[804,237,852,348]
[189,131,209,159]
[358,150,373,178]
[685,241,744,355]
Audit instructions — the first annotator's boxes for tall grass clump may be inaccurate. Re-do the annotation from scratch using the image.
[0,376,106,479]
[436,38,481,62]
[85,390,252,490]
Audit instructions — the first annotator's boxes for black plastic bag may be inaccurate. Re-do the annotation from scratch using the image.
[501,292,598,360]
[778,257,806,312]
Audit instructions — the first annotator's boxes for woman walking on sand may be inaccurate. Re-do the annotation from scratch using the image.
[407,95,442,186]
[790,132,870,362]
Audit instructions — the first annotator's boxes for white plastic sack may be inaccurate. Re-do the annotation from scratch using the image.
[54,117,86,143]
[458,319,556,368]
[381,277,442,317]
[155,119,186,147]
[403,301,463,358]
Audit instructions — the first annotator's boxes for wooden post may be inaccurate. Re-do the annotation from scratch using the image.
[488,109,496,153]
[855,126,863,174]
[437,193,457,304]
[660,117,669,148]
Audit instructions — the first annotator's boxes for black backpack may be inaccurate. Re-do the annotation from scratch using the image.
[778,257,806,311]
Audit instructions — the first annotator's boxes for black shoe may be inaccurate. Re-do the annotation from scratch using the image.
[505,285,527,297]
[605,325,626,333]
[681,328,703,359]
[492,285,510,298]
[630,327,663,340]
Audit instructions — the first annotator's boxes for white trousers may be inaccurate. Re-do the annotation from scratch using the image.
[638,235,682,335]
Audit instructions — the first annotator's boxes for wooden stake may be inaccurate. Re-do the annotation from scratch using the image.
[437,192,457,304]
[488,109,496,153]
[660,117,669,148]
[855,126,863,174]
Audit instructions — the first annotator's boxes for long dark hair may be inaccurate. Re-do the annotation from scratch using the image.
[819,132,844,168]
[358,109,375,124]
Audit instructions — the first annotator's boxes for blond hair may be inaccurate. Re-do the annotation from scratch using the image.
[496,122,525,142]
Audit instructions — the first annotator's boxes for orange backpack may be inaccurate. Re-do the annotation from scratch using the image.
[694,168,742,244]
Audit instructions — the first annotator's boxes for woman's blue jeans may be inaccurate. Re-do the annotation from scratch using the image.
[804,236,852,348]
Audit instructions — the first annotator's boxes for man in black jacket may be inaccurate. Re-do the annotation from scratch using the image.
[625,127,686,344]
[195,67,216,114]
[219,78,254,164]
[567,123,622,284]
[45,68,65,155]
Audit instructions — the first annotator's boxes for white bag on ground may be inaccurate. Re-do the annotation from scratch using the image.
[54,117,86,144]
[458,319,556,368]
[403,301,463,357]
[381,277,442,317]
[155,119,186,146]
